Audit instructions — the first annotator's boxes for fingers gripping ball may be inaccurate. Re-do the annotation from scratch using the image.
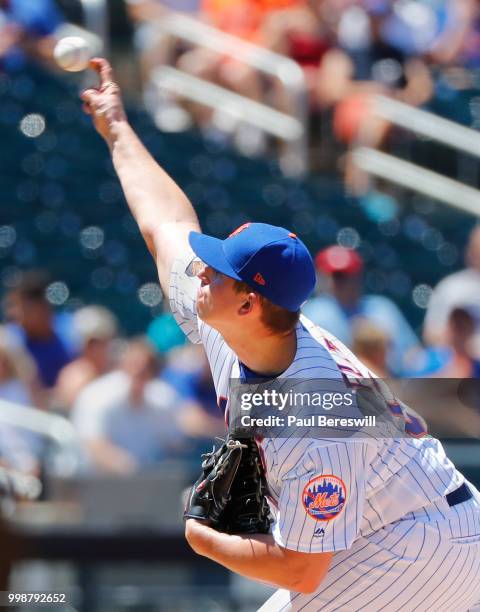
[54,36,92,72]
[79,58,127,142]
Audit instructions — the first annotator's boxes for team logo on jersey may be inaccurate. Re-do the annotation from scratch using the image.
[302,475,346,521]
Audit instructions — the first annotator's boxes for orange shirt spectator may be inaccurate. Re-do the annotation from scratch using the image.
[202,0,302,41]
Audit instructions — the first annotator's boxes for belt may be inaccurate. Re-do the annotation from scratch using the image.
[446,482,472,507]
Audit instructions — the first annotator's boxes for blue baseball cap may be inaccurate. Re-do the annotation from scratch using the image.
[188,222,316,312]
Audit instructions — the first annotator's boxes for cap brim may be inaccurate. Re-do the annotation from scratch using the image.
[188,232,242,280]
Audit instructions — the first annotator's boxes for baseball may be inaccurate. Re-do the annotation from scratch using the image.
[54,36,92,72]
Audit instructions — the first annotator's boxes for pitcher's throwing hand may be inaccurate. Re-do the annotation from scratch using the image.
[80,58,127,143]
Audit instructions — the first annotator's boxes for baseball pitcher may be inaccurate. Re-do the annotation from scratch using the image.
[81,59,480,611]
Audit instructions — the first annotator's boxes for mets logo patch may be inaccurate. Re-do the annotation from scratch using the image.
[302,475,346,521]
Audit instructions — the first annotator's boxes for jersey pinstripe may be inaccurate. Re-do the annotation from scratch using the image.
[259,490,480,611]
[169,255,480,610]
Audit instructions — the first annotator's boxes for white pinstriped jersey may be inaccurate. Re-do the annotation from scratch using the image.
[170,254,480,610]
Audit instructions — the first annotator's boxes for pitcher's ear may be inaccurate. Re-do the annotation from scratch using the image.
[238,292,258,316]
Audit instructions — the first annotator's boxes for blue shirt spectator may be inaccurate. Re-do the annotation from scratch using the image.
[3,271,75,389]
[162,345,225,456]
[0,0,64,71]
[409,307,480,380]
[19,325,72,388]
[163,357,218,418]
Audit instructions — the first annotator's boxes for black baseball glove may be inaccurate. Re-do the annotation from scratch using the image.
[184,436,271,534]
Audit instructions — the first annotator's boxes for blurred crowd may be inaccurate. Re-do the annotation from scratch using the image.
[0,0,480,480]
[2,0,479,162]
[123,0,480,173]
[1,223,480,478]
[0,269,228,477]
[305,224,480,378]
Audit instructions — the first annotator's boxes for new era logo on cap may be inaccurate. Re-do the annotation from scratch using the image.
[229,223,251,238]
[188,222,316,311]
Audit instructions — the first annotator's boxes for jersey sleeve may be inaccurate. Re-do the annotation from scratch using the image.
[168,254,235,393]
[272,441,368,553]
[169,254,203,345]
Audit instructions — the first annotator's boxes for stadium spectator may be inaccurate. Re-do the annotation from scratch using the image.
[54,306,118,412]
[0,421,40,476]
[316,0,434,113]
[423,225,480,350]
[126,0,202,89]
[260,0,341,96]
[315,0,433,189]
[3,271,76,394]
[410,307,480,378]
[428,0,480,68]
[146,310,186,354]
[0,0,65,73]
[202,0,303,42]
[303,245,419,375]
[0,326,36,401]
[0,326,42,474]
[174,0,307,148]
[434,307,480,378]
[351,319,390,377]
[72,338,184,474]
[163,345,225,451]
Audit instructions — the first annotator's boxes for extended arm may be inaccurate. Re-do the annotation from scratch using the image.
[80,58,200,294]
[185,519,332,594]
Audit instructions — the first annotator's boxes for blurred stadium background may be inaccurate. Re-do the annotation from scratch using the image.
[0,0,480,610]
